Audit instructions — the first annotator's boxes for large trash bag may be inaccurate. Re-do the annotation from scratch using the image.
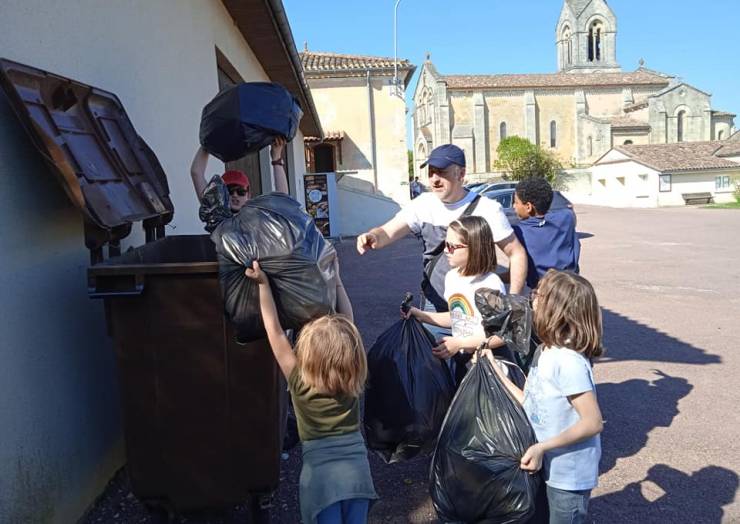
[364,295,455,463]
[211,192,337,341]
[475,288,533,356]
[200,82,303,162]
[430,355,541,523]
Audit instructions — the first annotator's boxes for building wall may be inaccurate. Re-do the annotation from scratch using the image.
[0,1,306,522]
[656,170,740,206]
[485,91,526,165]
[308,76,409,203]
[535,92,576,163]
[585,88,624,116]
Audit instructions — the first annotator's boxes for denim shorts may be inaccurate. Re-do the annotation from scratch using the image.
[546,485,591,524]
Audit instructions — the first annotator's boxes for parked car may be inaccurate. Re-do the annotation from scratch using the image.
[480,181,518,193]
[483,188,576,226]
[465,182,492,193]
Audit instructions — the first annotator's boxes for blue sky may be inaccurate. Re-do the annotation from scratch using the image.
[284,0,739,146]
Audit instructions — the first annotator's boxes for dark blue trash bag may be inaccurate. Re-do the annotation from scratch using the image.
[200,82,303,162]
[430,354,541,523]
[364,294,455,463]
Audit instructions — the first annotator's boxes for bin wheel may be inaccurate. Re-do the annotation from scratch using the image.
[143,502,176,524]
[247,494,272,524]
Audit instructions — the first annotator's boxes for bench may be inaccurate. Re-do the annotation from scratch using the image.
[681,192,713,205]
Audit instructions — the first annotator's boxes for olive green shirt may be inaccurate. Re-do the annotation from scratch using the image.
[288,367,360,442]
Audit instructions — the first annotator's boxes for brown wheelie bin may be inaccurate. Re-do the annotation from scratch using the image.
[0,58,282,519]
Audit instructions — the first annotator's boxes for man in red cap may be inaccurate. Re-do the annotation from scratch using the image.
[189,136,288,214]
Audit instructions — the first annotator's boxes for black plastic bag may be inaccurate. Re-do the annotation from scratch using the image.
[211,193,337,341]
[475,288,533,356]
[200,82,303,162]
[430,355,540,523]
[364,296,455,463]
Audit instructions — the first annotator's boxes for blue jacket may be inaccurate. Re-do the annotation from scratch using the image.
[513,208,580,289]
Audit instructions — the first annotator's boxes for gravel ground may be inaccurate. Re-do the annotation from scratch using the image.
[82,205,740,523]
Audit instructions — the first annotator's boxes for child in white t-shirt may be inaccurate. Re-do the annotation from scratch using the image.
[406,216,513,382]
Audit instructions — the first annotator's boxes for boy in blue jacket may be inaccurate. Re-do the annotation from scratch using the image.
[512,177,580,290]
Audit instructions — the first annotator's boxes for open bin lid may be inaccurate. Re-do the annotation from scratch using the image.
[0,58,174,258]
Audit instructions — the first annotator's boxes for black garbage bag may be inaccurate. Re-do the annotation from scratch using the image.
[475,288,533,356]
[211,192,337,341]
[430,355,541,523]
[200,82,303,162]
[364,295,455,463]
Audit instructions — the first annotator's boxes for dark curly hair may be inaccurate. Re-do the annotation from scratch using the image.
[515,177,553,215]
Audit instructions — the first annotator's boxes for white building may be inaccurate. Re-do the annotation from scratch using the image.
[0,1,320,522]
[587,141,740,207]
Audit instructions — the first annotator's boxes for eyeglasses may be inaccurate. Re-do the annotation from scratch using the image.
[445,242,467,254]
[228,186,248,197]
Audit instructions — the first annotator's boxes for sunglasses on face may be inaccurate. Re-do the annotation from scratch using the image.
[228,186,248,197]
[445,242,467,254]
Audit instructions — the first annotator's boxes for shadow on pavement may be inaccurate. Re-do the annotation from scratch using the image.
[600,308,721,365]
[597,370,691,475]
[591,464,738,524]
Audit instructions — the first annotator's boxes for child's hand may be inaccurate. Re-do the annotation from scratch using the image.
[244,261,268,285]
[400,306,418,319]
[433,336,462,359]
[520,443,544,473]
[270,136,286,161]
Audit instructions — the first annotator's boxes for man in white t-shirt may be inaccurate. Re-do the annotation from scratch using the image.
[357,144,527,313]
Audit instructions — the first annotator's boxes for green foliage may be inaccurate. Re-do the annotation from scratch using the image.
[408,150,414,180]
[494,136,563,186]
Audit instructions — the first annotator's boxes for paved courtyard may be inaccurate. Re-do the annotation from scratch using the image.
[84,205,740,523]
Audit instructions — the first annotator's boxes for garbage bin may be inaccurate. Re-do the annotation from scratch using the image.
[89,235,283,512]
[0,59,283,515]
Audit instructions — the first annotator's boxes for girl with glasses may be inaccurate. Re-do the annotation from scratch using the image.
[404,215,514,384]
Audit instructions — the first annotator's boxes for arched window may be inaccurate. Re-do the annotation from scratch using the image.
[588,21,603,62]
[550,121,557,148]
[587,136,593,156]
[500,122,507,140]
[718,130,725,140]
[623,139,633,145]
[677,110,686,142]
[562,26,572,65]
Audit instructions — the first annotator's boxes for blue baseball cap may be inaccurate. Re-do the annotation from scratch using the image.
[420,144,466,169]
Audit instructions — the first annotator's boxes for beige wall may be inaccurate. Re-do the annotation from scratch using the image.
[0,1,307,522]
[307,76,409,203]
[535,93,576,163]
[485,92,525,164]
[450,92,473,126]
[585,88,624,117]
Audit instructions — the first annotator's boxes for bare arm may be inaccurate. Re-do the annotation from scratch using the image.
[244,261,296,379]
[405,306,451,328]
[487,350,526,404]
[190,146,210,202]
[520,391,603,472]
[356,216,412,254]
[270,137,289,194]
[334,259,354,322]
[498,234,527,295]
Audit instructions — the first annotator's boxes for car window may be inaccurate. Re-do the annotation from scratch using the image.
[496,193,512,208]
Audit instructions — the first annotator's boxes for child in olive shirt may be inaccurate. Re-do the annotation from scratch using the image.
[245,261,377,524]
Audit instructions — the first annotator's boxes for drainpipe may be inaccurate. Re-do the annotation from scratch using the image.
[367,70,379,192]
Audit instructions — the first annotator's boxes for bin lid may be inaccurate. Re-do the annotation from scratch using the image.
[0,58,174,245]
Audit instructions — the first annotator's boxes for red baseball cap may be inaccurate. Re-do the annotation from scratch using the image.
[222,170,250,190]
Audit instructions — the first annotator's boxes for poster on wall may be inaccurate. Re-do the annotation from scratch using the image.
[304,174,331,236]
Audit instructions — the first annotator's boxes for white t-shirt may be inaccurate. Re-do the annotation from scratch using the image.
[443,269,506,340]
[396,191,514,310]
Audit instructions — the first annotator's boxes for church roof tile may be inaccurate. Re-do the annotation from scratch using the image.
[613,142,740,172]
[441,71,670,90]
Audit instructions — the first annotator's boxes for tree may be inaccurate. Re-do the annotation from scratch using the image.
[408,150,414,180]
[494,136,563,187]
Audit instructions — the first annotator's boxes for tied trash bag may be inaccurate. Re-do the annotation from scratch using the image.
[475,288,533,356]
[430,355,540,523]
[211,192,337,341]
[200,82,303,162]
[364,294,455,463]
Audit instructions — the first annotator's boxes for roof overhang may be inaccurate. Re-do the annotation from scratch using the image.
[221,0,322,138]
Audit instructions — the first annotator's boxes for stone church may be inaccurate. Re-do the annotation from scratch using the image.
[412,0,737,177]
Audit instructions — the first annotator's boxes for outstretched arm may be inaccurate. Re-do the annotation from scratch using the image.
[245,261,296,379]
[356,216,412,254]
[334,258,354,322]
[270,137,289,194]
[190,146,210,202]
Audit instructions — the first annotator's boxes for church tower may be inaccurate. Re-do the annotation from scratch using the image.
[557,0,620,73]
